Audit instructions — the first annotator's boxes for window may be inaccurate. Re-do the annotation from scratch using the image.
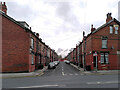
[102,37,107,49]
[31,38,34,49]
[100,53,109,64]
[39,56,41,63]
[101,53,104,63]
[110,26,113,34]
[115,26,118,34]
[32,53,34,64]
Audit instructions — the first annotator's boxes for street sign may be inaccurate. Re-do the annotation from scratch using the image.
[93,52,97,56]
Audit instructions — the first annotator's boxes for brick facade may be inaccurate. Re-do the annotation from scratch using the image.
[1,2,58,72]
[66,13,120,70]
[2,16,30,72]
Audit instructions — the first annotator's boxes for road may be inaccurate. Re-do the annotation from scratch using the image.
[2,62,119,89]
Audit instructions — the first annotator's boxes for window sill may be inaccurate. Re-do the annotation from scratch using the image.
[101,63,109,65]
[30,48,34,50]
[109,33,113,34]
[101,48,108,49]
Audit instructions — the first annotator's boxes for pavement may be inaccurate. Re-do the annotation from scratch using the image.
[0,63,119,79]
[0,66,48,79]
[70,63,119,75]
[2,62,119,88]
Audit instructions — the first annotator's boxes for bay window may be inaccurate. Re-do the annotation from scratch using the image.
[100,53,109,64]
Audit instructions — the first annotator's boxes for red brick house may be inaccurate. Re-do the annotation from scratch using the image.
[66,13,120,70]
[1,2,38,72]
[84,13,120,70]
[1,2,58,72]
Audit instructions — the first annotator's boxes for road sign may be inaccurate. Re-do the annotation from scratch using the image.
[93,52,97,56]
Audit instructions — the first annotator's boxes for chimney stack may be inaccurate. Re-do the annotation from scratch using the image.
[0,2,7,14]
[106,13,112,23]
[91,24,96,32]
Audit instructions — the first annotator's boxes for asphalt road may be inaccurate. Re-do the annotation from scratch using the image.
[2,62,119,89]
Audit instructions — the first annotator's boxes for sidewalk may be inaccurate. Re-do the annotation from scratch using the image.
[0,66,48,79]
[70,63,119,75]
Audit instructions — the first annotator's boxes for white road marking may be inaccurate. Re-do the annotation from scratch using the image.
[75,73,78,75]
[64,74,67,76]
[105,81,118,84]
[87,81,118,85]
[62,72,65,76]
[16,85,59,88]
[97,82,101,84]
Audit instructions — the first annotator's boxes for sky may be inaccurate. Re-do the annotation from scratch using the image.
[1,0,120,53]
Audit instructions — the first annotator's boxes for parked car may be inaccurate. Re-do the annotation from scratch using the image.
[64,60,70,64]
[48,62,56,69]
[53,61,59,66]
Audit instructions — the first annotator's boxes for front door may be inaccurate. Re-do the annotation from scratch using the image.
[93,55,98,71]
[93,56,96,67]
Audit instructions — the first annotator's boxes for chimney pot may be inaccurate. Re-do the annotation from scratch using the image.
[30,27,31,30]
[3,2,5,5]
[91,24,95,32]
[106,13,112,23]
[0,2,7,14]
[83,31,85,37]
[91,24,93,28]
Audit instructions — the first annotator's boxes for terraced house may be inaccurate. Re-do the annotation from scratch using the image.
[66,13,120,70]
[1,2,58,72]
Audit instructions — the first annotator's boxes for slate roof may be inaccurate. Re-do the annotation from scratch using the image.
[0,10,45,44]
[92,18,120,34]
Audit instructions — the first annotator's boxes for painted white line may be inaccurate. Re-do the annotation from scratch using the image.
[97,82,101,84]
[69,74,73,75]
[62,72,65,76]
[104,81,118,84]
[75,73,78,75]
[64,74,67,76]
[16,85,59,88]
[87,82,101,85]
[62,68,64,71]
[87,81,118,85]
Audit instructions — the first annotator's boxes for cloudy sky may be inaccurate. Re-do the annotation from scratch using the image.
[2,0,120,53]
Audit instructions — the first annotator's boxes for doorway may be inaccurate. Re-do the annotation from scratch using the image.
[93,56,97,68]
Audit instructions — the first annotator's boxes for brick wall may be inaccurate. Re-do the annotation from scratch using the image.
[85,21,120,70]
[2,16,30,72]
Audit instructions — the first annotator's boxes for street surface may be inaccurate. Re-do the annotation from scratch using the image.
[2,62,119,88]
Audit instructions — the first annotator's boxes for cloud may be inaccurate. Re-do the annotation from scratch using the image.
[55,2,81,32]
[3,0,119,54]
[6,2,36,24]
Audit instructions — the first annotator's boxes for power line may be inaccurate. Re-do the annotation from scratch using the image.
[45,33,82,44]
[38,14,63,25]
